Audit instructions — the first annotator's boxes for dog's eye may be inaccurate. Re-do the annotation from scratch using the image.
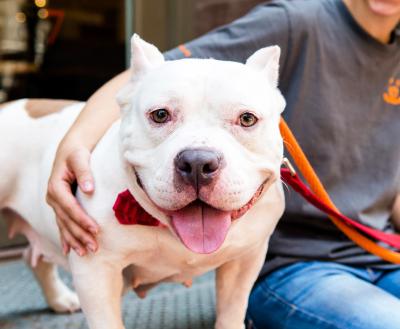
[239,112,258,127]
[150,109,170,124]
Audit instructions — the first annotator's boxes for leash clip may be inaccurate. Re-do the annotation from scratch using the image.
[282,157,296,176]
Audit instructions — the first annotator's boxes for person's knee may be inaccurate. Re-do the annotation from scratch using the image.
[247,284,340,329]
[247,263,400,329]
[248,284,400,329]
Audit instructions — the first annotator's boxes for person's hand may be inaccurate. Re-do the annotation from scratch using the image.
[46,69,129,256]
[47,144,100,256]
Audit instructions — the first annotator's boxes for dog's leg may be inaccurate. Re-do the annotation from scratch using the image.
[24,248,80,313]
[70,253,125,329]
[215,242,269,329]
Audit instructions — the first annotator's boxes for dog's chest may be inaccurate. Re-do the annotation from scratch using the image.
[129,258,209,287]
[121,222,261,287]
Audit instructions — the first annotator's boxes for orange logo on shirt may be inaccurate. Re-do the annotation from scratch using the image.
[383,78,400,105]
[178,44,192,57]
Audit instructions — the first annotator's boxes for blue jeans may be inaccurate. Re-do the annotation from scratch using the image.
[246,261,400,329]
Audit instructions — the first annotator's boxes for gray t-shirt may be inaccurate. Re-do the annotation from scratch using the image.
[164,0,400,275]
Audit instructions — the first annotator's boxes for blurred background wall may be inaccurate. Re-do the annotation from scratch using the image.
[0,0,267,251]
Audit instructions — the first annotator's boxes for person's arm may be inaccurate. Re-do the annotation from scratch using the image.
[46,69,130,256]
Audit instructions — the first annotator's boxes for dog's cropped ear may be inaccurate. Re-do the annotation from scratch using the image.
[117,34,165,108]
[245,46,280,87]
[130,34,165,78]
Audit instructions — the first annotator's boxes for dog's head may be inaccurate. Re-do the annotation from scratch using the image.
[117,35,285,254]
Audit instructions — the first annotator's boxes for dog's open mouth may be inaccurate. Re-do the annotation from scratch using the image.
[133,168,269,254]
[169,181,267,254]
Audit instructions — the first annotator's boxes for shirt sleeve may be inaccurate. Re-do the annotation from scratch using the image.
[163,1,291,69]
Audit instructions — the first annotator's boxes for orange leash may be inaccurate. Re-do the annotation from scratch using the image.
[279,118,400,264]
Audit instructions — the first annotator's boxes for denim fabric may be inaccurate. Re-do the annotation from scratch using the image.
[247,261,400,329]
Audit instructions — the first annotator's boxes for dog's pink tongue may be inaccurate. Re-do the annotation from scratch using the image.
[171,202,231,254]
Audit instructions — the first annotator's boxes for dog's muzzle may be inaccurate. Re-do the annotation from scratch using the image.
[132,148,269,255]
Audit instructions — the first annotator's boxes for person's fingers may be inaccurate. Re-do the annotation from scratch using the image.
[63,241,70,255]
[57,210,86,256]
[55,206,98,253]
[60,234,70,255]
[65,218,98,253]
[60,226,86,256]
[47,179,99,235]
[56,214,74,256]
[46,147,100,255]
[56,215,86,256]
[68,149,94,194]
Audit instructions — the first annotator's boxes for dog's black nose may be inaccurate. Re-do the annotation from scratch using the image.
[175,148,223,189]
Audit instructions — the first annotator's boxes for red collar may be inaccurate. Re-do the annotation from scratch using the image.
[113,189,160,226]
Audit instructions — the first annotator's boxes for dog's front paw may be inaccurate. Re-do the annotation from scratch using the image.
[48,289,81,313]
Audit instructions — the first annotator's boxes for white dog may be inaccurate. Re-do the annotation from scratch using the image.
[0,35,285,329]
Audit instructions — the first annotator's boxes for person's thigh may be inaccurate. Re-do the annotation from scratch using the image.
[247,261,400,329]
[376,267,400,298]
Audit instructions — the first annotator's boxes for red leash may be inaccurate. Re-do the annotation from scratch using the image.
[281,167,400,249]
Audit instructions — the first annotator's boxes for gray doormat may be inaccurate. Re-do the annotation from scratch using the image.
[0,260,216,329]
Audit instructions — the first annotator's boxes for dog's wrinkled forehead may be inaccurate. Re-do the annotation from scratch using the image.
[117,34,285,116]
[135,59,279,115]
